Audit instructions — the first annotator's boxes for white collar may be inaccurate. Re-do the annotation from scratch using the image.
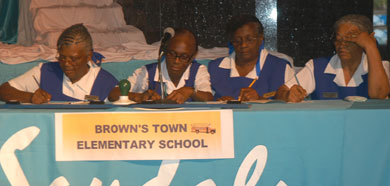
[153,59,192,90]
[324,53,367,87]
[218,49,269,79]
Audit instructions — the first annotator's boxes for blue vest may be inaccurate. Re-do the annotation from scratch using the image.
[145,61,201,100]
[40,62,118,101]
[208,54,288,100]
[310,57,368,100]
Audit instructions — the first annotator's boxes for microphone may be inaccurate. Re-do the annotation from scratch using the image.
[112,79,135,105]
[159,27,175,54]
[119,79,131,96]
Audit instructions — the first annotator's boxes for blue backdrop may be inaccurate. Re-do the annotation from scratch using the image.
[0,100,389,185]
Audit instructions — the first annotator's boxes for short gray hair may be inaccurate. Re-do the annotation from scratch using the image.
[333,14,373,33]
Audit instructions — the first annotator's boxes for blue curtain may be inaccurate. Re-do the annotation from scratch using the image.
[0,0,19,44]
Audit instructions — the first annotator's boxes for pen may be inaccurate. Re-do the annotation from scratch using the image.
[293,70,307,100]
[33,75,40,87]
[294,72,301,86]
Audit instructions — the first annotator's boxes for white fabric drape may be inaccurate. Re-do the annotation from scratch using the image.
[2,0,228,64]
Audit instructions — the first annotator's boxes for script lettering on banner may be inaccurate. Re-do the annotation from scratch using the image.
[55,110,234,161]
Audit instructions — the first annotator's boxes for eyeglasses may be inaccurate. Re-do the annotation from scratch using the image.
[165,51,193,62]
[56,54,84,64]
[231,37,259,46]
[333,38,354,46]
[331,34,355,47]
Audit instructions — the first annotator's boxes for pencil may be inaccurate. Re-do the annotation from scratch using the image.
[248,78,257,88]
[238,79,257,101]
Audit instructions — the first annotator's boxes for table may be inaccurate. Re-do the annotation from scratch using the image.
[0,100,389,186]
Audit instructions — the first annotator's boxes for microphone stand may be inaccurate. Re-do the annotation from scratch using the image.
[157,50,166,101]
[156,50,176,104]
[157,27,174,103]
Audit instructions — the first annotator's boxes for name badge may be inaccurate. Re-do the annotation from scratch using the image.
[85,95,100,102]
[322,92,338,98]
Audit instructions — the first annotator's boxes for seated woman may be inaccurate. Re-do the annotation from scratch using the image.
[108,28,213,104]
[276,14,390,102]
[208,14,295,101]
[0,24,118,104]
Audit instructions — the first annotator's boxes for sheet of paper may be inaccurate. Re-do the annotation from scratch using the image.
[245,99,272,104]
[46,101,89,105]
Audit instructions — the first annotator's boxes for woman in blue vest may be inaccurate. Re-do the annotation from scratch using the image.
[0,24,118,104]
[276,14,390,102]
[208,14,295,101]
[109,28,213,104]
